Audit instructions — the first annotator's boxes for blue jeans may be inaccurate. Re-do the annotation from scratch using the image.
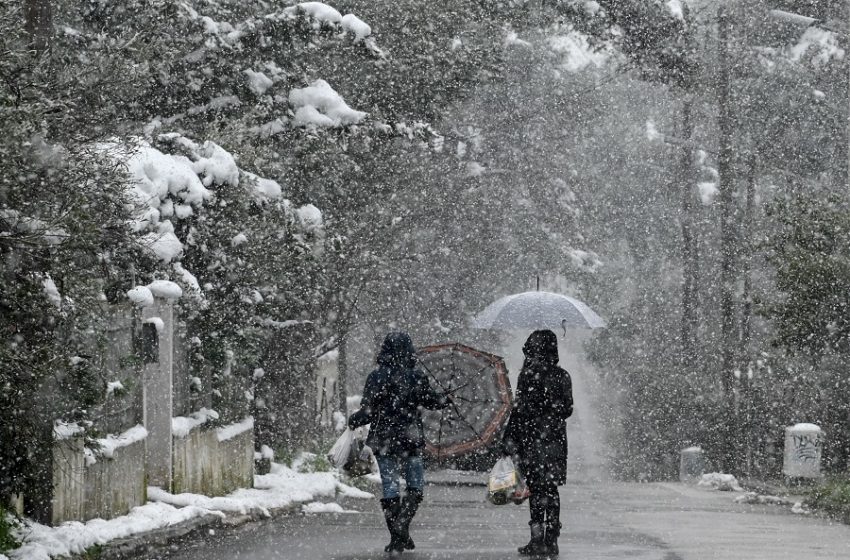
[376,455,425,499]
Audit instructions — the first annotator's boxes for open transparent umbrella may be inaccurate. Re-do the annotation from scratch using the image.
[418,343,512,460]
[470,290,606,331]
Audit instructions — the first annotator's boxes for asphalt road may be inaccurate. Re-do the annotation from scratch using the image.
[147,474,850,560]
[148,343,850,560]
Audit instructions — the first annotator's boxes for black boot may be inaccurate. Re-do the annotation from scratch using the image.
[518,522,546,556]
[394,489,422,552]
[544,521,561,556]
[542,482,561,556]
[380,497,403,553]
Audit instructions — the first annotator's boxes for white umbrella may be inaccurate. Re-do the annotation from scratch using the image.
[471,291,606,331]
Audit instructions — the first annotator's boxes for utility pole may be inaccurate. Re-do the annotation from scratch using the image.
[717,4,737,472]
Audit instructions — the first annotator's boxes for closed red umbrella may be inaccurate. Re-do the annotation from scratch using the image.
[418,343,512,459]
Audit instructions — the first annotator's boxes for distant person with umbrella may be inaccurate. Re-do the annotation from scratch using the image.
[502,329,574,556]
[348,331,451,553]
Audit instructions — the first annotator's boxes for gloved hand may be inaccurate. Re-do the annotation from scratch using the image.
[348,408,369,430]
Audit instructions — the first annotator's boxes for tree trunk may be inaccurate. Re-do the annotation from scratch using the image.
[336,328,348,414]
[738,154,757,478]
[716,5,738,472]
[679,96,699,367]
[24,0,53,53]
[739,155,757,361]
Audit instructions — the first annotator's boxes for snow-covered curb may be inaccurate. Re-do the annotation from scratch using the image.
[7,502,218,560]
[7,462,372,560]
[698,473,744,492]
[148,463,371,516]
[734,492,811,515]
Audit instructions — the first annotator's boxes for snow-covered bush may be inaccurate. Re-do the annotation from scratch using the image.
[0,4,156,506]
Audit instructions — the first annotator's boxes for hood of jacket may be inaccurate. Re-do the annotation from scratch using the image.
[376,331,417,369]
[522,329,559,364]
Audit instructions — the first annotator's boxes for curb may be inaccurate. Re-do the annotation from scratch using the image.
[73,503,305,560]
[738,478,807,503]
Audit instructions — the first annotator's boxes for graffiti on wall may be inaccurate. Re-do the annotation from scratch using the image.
[792,433,823,464]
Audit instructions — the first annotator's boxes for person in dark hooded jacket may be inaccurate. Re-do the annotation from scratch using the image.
[502,329,573,556]
[348,331,450,553]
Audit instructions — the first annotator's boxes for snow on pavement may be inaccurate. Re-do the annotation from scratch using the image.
[7,463,371,560]
[8,502,217,560]
[302,502,357,514]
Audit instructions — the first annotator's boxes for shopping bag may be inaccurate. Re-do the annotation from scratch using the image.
[328,428,355,470]
[487,457,519,505]
[511,472,530,505]
[343,439,374,477]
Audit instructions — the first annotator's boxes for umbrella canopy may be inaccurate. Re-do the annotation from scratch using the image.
[470,290,606,330]
[418,343,512,459]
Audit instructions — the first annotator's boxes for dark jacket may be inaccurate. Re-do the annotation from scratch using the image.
[502,330,573,486]
[348,332,449,457]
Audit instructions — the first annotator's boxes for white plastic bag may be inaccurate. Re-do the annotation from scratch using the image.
[345,442,374,477]
[328,427,374,477]
[487,457,519,505]
[328,428,355,470]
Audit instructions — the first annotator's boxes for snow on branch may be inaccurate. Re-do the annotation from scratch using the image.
[289,79,367,128]
[179,1,384,57]
[103,134,318,307]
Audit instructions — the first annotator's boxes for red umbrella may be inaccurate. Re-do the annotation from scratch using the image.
[418,343,512,459]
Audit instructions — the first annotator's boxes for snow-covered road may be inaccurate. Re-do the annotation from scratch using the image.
[145,477,850,560]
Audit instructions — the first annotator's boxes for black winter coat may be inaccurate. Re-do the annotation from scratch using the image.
[348,332,449,457]
[502,330,573,486]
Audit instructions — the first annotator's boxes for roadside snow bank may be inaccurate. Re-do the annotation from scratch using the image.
[8,461,372,559]
[8,502,219,560]
[698,473,743,492]
[734,492,793,506]
[734,492,810,515]
[149,462,371,516]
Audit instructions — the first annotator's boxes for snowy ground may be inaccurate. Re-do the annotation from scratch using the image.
[5,459,372,560]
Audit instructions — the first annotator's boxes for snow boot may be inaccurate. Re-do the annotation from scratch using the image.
[380,497,403,553]
[394,489,423,552]
[518,522,546,556]
[544,521,561,556]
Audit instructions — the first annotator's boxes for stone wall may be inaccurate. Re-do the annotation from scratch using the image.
[50,436,146,525]
[172,422,254,496]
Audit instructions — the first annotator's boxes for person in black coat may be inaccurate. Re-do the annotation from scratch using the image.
[348,331,450,553]
[502,329,574,556]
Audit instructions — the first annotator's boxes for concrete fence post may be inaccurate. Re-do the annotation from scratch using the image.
[679,446,705,483]
[142,297,174,489]
[783,423,824,480]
